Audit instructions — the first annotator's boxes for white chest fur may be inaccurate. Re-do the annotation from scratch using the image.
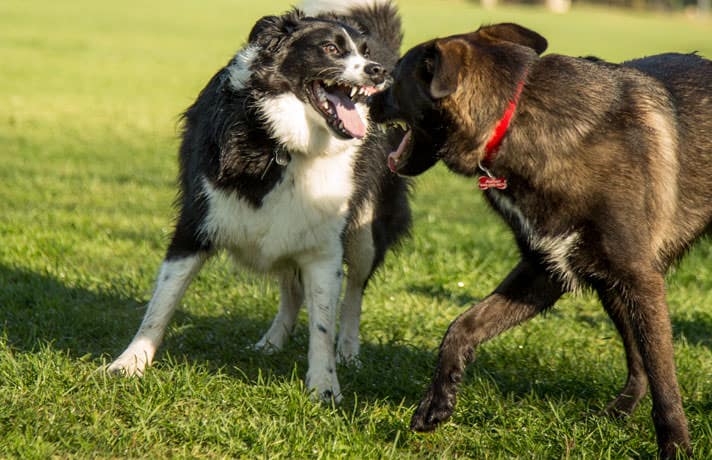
[489,191,582,292]
[200,148,358,272]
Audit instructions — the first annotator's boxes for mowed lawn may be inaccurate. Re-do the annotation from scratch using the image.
[2,0,711,457]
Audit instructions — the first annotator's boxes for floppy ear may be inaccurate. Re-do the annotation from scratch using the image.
[477,23,548,55]
[248,10,304,52]
[428,39,468,99]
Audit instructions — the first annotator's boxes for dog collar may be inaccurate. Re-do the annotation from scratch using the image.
[260,146,291,180]
[478,71,528,191]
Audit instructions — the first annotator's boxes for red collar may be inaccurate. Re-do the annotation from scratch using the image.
[478,71,528,191]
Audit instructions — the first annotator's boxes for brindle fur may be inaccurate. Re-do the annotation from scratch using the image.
[369,23,712,458]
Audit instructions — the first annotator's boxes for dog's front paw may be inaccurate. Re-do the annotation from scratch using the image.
[410,385,456,432]
[106,339,156,377]
[306,368,342,404]
[106,353,149,377]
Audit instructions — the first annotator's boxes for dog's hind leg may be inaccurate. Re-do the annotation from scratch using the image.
[614,270,691,458]
[337,223,376,365]
[254,268,304,352]
[107,252,207,376]
[596,286,648,417]
[411,258,563,432]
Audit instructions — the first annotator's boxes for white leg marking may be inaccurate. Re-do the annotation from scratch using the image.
[107,254,206,376]
[301,254,343,403]
[255,268,304,352]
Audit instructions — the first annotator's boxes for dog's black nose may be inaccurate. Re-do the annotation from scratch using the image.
[365,63,387,84]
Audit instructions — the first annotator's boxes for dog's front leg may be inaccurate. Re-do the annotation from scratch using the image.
[301,253,344,403]
[108,253,207,376]
[411,258,563,432]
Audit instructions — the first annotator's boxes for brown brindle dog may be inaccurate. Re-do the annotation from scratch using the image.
[369,23,712,458]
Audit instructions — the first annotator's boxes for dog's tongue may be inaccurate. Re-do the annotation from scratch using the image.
[388,130,412,172]
[325,91,366,139]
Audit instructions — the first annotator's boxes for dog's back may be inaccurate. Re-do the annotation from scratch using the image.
[623,53,712,261]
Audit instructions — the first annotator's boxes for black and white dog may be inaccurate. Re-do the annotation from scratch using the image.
[108,0,410,402]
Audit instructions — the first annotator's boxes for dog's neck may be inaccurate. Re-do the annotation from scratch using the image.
[482,70,528,165]
[477,70,528,190]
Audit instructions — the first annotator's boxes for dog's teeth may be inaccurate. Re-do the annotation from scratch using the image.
[350,87,358,98]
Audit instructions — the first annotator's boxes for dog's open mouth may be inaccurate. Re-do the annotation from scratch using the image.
[307,80,380,139]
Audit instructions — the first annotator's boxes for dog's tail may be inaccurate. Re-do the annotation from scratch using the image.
[301,0,402,68]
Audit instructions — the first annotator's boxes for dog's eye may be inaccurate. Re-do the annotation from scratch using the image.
[361,45,370,59]
[323,43,340,55]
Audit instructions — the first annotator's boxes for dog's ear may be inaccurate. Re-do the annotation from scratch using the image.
[427,39,468,99]
[477,23,548,55]
[249,10,304,53]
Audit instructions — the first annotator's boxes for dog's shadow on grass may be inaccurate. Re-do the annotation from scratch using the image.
[671,312,712,348]
[405,282,481,308]
[4,262,710,415]
[0,263,143,357]
[0,263,435,404]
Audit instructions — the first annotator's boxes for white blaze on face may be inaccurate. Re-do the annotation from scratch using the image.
[323,27,370,139]
[340,27,370,83]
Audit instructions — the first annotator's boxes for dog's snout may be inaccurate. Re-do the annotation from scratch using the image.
[365,63,387,84]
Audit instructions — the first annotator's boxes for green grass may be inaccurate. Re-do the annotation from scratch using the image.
[2,0,711,457]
